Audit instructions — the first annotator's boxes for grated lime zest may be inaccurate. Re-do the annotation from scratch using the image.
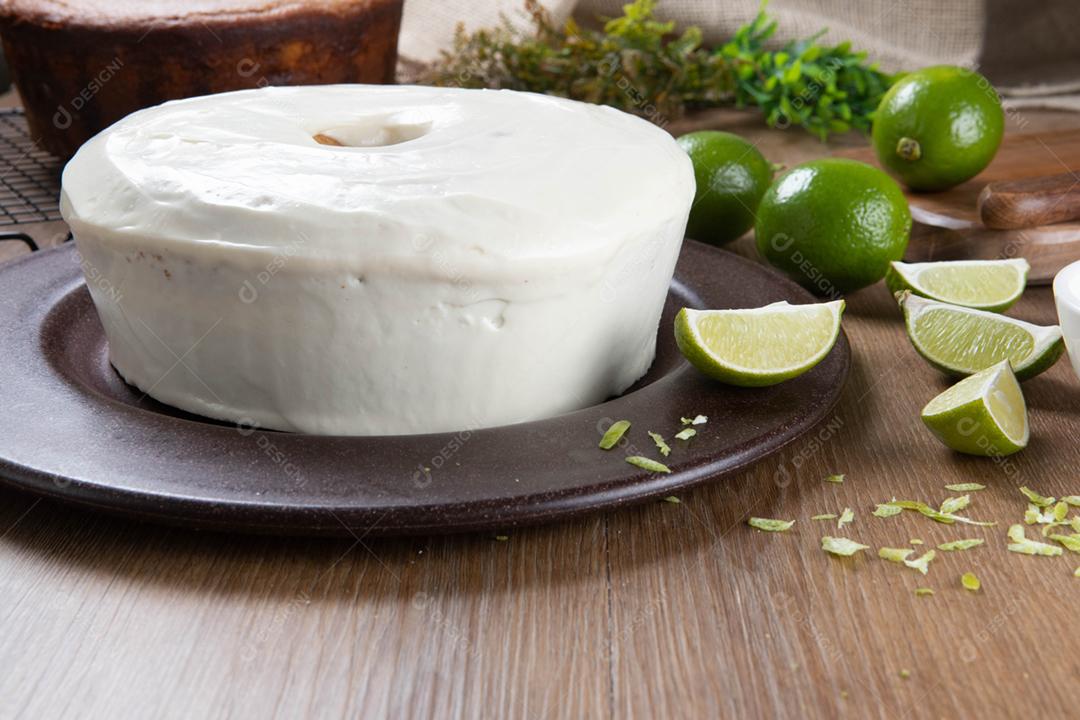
[748,517,795,532]
[648,431,671,457]
[904,550,936,575]
[945,483,985,492]
[939,495,970,514]
[625,456,671,474]
[1020,486,1055,508]
[1007,524,1063,556]
[825,474,845,484]
[878,547,914,563]
[599,420,631,450]
[822,536,870,556]
[937,539,985,552]
[1048,534,1080,554]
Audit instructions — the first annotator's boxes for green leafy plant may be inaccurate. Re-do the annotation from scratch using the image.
[422,0,898,139]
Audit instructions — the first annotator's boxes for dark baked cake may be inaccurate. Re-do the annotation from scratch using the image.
[0,0,403,158]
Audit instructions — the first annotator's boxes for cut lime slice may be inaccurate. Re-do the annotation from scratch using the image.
[899,292,1063,380]
[921,360,1028,456]
[674,300,844,387]
[886,259,1028,312]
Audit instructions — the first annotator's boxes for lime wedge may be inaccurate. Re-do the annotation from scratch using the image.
[886,259,1029,312]
[899,292,1063,380]
[921,360,1028,456]
[674,300,844,386]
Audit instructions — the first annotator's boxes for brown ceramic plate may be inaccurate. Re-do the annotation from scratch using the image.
[0,241,849,536]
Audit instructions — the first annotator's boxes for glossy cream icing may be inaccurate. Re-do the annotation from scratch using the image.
[61,85,694,435]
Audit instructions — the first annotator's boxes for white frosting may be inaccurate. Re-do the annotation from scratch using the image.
[62,85,694,435]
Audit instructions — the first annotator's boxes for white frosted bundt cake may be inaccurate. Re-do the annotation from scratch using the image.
[61,85,694,435]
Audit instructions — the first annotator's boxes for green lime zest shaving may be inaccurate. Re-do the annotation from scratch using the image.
[939,495,970,514]
[648,431,671,457]
[494,535,509,541]
[625,456,671,473]
[681,415,708,426]
[873,504,903,518]
[662,495,681,504]
[825,474,845,484]
[1020,486,1055,508]
[1048,534,1080,554]
[910,539,924,545]
[1075,567,1080,578]
[811,513,838,521]
[748,517,795,532]
[937,539,985,552]
[1063,496,1080,506]
[1053,501,1070,523]
[1026,504,1050,525]
[1073,517,1080,533]
[904,550,936,575]
[674,428,697,441]
[961,572,980,591]
[1007,524,1063,556]
[945,483,985,492]
[599,420,631,450]
[822,536,870,556]
[899,669,911,679]
[914,587,934,597]
[885,500,995,526]
[878,547,913,563]
[838,508,854,529]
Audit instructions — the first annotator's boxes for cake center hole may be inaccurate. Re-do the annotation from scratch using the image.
[313,117,432,148]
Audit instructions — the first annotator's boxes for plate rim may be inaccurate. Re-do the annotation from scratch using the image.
[0,241,850,536]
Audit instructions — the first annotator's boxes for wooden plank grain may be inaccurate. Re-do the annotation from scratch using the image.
[0,506,611,719]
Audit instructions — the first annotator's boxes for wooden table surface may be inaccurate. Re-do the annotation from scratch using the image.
[2,107,1080,720]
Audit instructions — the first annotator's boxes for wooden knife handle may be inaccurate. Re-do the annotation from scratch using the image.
[978,171,1080,229]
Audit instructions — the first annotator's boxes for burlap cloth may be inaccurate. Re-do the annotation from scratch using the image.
[399,0,1080,112]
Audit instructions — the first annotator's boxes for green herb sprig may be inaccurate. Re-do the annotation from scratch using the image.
[422,0,898,139]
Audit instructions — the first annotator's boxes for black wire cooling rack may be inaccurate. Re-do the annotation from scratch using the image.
[0,108,65,253]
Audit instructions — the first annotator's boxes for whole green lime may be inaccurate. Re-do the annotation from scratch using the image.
[677,130,773,245]
[755,158,911,294]
[872,65,1004,191]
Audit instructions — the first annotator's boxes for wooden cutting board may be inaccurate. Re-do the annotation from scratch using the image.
[839,129,1080,284]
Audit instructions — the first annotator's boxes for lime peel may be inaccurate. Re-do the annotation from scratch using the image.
[945,483,985,492]
[648,431,671,457]
[674,428,697,441]
[1020,486,1055,508]
[822,536,870,556]
[825,474,845,484]
[904,550,936,575]
[837,508,854,529]
[1007,524,1063,556]
[599,420,631,450]
[625,456,671,474]
[1048,534,1080,554]
[749,517,795,532]
[961,572,981,591]
[878,547,913,563]
[937,539,985,552]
